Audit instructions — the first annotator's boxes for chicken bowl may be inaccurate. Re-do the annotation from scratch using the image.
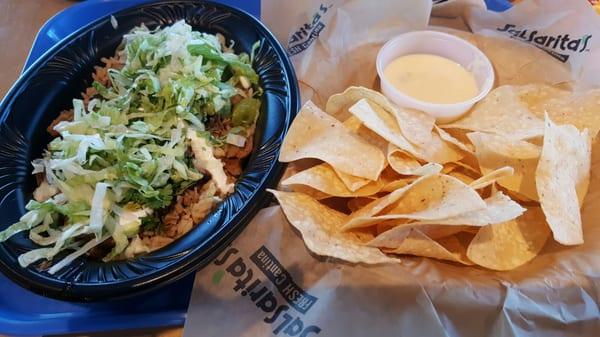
[0,0,299,300]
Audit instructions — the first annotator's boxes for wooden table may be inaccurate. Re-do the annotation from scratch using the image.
[0,1,184,336]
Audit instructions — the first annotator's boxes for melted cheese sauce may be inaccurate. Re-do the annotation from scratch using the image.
[383,54,478,104]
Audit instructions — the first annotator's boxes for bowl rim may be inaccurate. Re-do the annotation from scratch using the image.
[0,0,300,301]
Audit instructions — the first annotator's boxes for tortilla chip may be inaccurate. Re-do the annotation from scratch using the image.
[350,99,463,164]
[368,224,474,248]
[410,191,525,226]
[280,101,385,180]
[333,169,372,192]
[443,161,480,175]
[348,98,417,155]
[414,129,465,164]
[469,166,514,190]
[386,144,423,175]
[444,161,481,187]
[434,125,474,153]
[367,226,411,248]
[393,107,436,148]
[443,86,545,140]
[281,163,384,198]
[327,86,435,147]
[344,174,486,230]
[467,207,550,270]
[347,197,377,213]
[287,184,330,200]
[381,179,412,193]
[270,190,398,264]
[345,174,436,224]
[396,162,443,177]
[342,116,389,152]
[448,170,476,185]
[517,84,600,139]
[376,174,486,219]
[536,114,591,245]
[468,131,541,200]
[381,229,472,265]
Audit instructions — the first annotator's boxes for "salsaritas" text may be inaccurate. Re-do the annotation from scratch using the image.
[497,24,592,62]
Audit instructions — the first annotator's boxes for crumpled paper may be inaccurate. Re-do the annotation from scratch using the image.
[184,1,600,336]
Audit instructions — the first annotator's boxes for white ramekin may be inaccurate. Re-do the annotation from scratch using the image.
[376,30,494,123]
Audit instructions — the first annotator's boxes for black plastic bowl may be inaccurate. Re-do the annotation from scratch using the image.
[0,0,299,301]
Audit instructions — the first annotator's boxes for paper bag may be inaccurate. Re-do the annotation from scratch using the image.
[184,1,600,336]
[464,0,600,90]
[261,0,432,104]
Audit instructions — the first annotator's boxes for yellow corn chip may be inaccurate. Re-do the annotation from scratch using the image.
[270,190,398,264]
[344,174,486,230]
[444,86,545,140]
[410,191,525,226]
[434,125,474,153]
[386,144,423,175]
[468,131,541,200]
[467,207,550,270]
[381,229,472,265]
[517,84,600,139]
[280,101,385,180]
[469,166,514,190]
[327,86,435,147]
[281,163,384,198]
[536,114,591,245]
[350,99,463,163]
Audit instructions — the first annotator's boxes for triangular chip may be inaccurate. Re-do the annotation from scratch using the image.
[280,101,385,180]
[434,125,474,153]
[269,190,398,264]
[386,144,422,175]
[467,207,550,270]
[381,179,412,193]
[333,169,372,192]
[448,170,476,185]
[368,224,474,248]
[347,197,377,213]
[444,86,545,140]
[516,84,600,139]
[286,184,330,200]
[393,107,436,148]
[443,161,480,175]
[348,98,417,155]
[468,131,541,200]
[345,174,436,224]
[469,166,514,190]
[327,86,435,147]
[414,130,464,164]
[381,229,472,265]
[350,99,463,163]
[344,174,486,230]
[342,116,389,152]
[536,114,591,245]
[281,163,384,198]
[410,191,525,226]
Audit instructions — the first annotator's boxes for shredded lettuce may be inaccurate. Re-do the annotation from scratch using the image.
[0,20,261,272]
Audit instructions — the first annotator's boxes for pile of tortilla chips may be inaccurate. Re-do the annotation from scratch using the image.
[271,84,600,271]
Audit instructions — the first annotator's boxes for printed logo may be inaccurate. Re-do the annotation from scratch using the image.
[213,246,322,336]
[287,4,333,56]
[496,24,592,62]
[251,246,318,314]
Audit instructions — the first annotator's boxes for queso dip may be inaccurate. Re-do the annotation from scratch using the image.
[383,54,478,104]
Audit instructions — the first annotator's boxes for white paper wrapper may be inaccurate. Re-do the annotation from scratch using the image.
[184,1,600,336]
